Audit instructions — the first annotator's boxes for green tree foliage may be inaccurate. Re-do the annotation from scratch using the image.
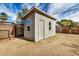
[57,19,74,27]
[0,12,8,21]
[21,8,28,16]
[17,12,22,20]
[16,8,28,20]
[57,19,75,34]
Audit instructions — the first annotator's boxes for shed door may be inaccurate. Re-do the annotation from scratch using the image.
[39,20,44,40]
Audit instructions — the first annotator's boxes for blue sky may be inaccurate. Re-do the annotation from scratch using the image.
[0,3,79,22]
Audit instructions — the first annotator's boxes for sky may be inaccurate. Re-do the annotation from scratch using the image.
[0,3,79,22]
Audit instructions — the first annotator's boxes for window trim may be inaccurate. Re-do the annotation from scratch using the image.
[49,22,51,30]
[27,25,30,31]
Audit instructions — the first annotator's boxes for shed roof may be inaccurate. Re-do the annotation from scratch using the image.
[22,7,56,20]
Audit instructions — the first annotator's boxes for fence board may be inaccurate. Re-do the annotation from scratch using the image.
[58,26,79,34]
[0,22,15,39]
[0,30,9,39]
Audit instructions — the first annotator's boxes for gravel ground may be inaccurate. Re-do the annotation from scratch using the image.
[0,33,79,56]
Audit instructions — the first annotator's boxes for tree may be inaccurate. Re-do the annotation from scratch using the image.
[56,21,61,25]
[21,8,28,16]
[16,8,28,20]
[57,19,74,34]
[0,12,8,21]
[59,19,74,27]
[16,12,22,20]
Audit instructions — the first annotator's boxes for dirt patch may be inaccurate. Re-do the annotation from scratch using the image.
[0,33,79,56]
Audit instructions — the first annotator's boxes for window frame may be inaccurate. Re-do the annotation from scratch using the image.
[27,25,30,31]
[49,22,51,30]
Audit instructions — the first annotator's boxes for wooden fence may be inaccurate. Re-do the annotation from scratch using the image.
[60,26,79,34]
[0,22,15,39]
[15,24,24,37]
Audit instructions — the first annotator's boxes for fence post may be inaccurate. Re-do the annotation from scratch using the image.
[8,30,11,40]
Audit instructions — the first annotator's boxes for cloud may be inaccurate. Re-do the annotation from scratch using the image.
[46,3,79,22]
[21,3,34,10]
[61,11,79,22]
[0,3,79,22]
[0,3,20,22]
[47,3,76,15]
[34,3,40,7]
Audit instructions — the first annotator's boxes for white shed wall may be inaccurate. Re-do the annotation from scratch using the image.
[24,12,56,42]
[24,13,35,41]
[35,12,56,42]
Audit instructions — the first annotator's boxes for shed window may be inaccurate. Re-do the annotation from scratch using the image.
[27,26,30,31]
[49,22,51,30]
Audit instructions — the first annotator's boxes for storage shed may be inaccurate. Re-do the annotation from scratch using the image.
[22,7,56,42]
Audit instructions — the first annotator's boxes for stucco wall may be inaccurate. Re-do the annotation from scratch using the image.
[24,13,35,41]
[35,12,56,42]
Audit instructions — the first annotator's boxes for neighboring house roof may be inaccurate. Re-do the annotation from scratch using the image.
[56,23,62,27]
[22,7,57,20]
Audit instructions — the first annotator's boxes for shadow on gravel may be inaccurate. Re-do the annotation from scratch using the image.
[62,43,79,49]
[69,49,79,55]
[62,42,79,55]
